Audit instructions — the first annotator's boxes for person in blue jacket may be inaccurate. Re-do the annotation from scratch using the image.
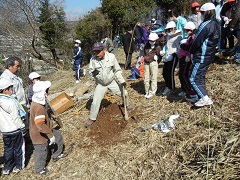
[189,2,220,107]
[72,39,85,83]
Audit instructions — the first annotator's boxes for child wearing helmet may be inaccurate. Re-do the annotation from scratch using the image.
[177,22,198,102]
[188,2,202,29]
[160,21,182,95]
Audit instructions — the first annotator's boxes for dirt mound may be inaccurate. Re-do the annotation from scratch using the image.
[87,103,128,145]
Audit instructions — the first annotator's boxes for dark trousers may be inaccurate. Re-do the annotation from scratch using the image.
[178,57,196,97]
[33,129,64,173]
[125,53,132,70]
[162,55,178,89]
[72,59,83,81]
[189,60,212,98]
[3,130,25,170]
[220,26,234,49]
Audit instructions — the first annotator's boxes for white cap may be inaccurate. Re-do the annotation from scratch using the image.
[184,21,196,30]
[165,21,176,29]
[29,72,41,80]
[32,81,51,105]
[148,33,159,41]
[200,3,215,12]
[0,78,15,90]
[74,39,81,44]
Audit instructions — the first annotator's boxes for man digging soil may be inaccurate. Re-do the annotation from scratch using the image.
[85,42,133,128]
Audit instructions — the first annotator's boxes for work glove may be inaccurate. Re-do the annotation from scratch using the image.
[49,135,56,145]
[154,55,158,61]
[92,69,100,77]
[185,56,190,62]
[121,82,126,88]
[160,50,165,56]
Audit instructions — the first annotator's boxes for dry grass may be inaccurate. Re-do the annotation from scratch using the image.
[0,48,239,179]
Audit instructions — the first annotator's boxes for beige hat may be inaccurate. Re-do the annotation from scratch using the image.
[200,3,215,12]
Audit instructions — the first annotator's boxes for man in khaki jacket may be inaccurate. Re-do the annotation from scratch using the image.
[85,42,132,128]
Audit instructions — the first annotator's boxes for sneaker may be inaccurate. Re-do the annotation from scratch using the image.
[186,95,199,103]
[12,167,20,173]
[2,169,10,175]
[38,168,49,175]
[82,69,86,76]
[162,88,171,95]
[178,91,186,97]
[146,94,154,99]
[76,80,80,83]
[52,152,68,162]
[144,94,149,98]
[195,97,213,107]
[85,119,95,128]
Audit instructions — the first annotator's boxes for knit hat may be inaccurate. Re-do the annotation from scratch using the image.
[0,78,15,90]
[29,72,41,80]
[32,81,51,105]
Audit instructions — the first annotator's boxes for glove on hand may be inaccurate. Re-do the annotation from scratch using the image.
[223,17,228,22]
[121,82,126,88]
[230,28,234,32]
[92,69,100,77]
[49,135,56,145]
[185,56,190,62]
[154,55,158,61]
[160,50,165,56]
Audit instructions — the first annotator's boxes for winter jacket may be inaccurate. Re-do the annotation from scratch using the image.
[0,69,26,106]
[103,38,114,53]
[88,52,125,86]
[0,94,25,135]
[178,33,195,58]
[190,20,220,63]
[188,12,202,29]
[29,102,53,145]
[164,30,182,57]
[139,26,150,45]
[229,5,240,30]
[122,31,135,54]
[220,2,233,27]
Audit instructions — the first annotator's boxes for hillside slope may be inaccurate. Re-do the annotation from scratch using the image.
[0,48,239,179]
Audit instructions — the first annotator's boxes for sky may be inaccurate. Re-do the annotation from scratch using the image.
[64,0,101,21]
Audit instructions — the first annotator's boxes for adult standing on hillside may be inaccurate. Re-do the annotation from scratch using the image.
[122,26,135,70]
[189,2,220,107]
[85,42,132,128]
[220,0,236,50]
[101,34,114,53]
[0,56,29,134]
[229,0,240,65]
[72,39,85,84]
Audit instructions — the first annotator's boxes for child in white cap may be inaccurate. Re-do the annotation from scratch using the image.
[30,81,67,175]
[0,78,26,175]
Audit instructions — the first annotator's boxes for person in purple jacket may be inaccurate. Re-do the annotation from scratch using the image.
[189,3,220,107]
